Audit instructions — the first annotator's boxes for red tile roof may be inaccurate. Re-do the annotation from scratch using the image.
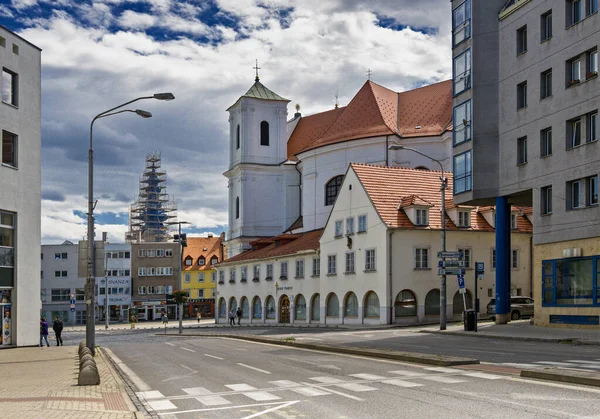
[287,80,452,158]
[221,230,323,264]
[398,195,434,208]
[351,163,532,233]
[182,236,224,271]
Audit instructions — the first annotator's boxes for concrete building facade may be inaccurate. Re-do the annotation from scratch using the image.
[0,25,41,347]
[97,243,131,323]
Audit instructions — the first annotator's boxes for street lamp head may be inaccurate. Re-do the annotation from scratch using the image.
[388,145,404,150]
[153,92,175,101]
[135,109,153,118]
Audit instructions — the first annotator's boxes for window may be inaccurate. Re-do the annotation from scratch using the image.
[453,49,471,95]
[198,289,204,298]
[541,10,553,41]
[2,130,17,167]
[295,294,306,320]
[184,273,190,283]
[325,175,344,206]
[138,267,146,276]
[2,69,17,106]
[453,151,472,194]
[198,272,204,282]
[252,297,262,319]
[345,252,355,274]
[541,127,552,157]
[241,266,247,282]
[516,25,527,55]
[541,186,553,214]
[568,179,584,209]
[235,197,240,219]
[415,248,429,269]
[326,294,339,317]
[511,213,519,230]
[587,49,598,78]
[236,124,240,149]
[12,44,18,55]
[415,209,428,226]
[395,290,417,317]
[567,117,582,148]
[568,0,583,25]
[198,256,205,266]
[279,261,288,279]
[51,289,70,302]
[265,296,276,319]
[567,56,581,85]
[295,259,305,278]
[212,271,217,282]
[211,256,218,264]
[517,136,527,165]
[147,267,155,276]
[588,175,598,205]
[229,269,236,283]
[458,210,470,227]
[458,248,471,268]
[76,288,85,301]
[54,252,68,260]
[588,0,599,15]
[260,121,269,146]
[327,255,337,275]
[492,249,496,269]
[512,250,519,269]
[125,251,130,258]
[266,263,273,279]
[0,212,14,287]
[543,257,600,307]
[453,100,471,145]
[138,286,146,295]
[138,249,146,257]
[358,215,367,233]
[588,112,598,142]
[0,37,4,47]
[540,69,552,99]
[365,249,376,271]
[253,265,260,280]
[517,81,527,109]
[452,0,471,46]
[334,220,343,237]
[312,258,320,276]
[344,292,358,317]
[165,249,173,257]
[54,271,60,278]
[219,270,225,284]
[185,258,192,266]
[147,249,155,257]
[345,217,354,235]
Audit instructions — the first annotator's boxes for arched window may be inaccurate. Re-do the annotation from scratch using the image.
[252,296,262,319]
[395,290,417,317]
[236,124,240,150]
[235,197,240,219]
[240,297,249,318]
[452,290,473,314]
[364,291,380,318]
[265,295,276,319]
[326,293,339,317]
[218,297,227,318]
[425,289,441,316]
[260,121,269,146]
[229,297,237,312]
[344,292,358,317]
[311,294,320,321]
[325,175,344,206]
[295,294,306,320]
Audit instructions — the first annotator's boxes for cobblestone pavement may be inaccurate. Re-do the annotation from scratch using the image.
[0,346,141,419]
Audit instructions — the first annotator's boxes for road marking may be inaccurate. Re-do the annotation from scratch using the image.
[463,372,502,380]
[458,349,514,355]
[204,354,224,360]
[381,379,423,388]
[240,401,300,419]
[309,376,377,392]
[350,373,387,380]
[157,401,298,416]
[148,399,177,411]
[419,376,466,384]
[224,384,280,401]
[183,387,231,405]
[138,390,165,400]
[501,362,539,369]
[425,367,457,374]
[536,361,578,367]
[183,387,214,396]
[226,384,258,392]
[181,347,196,353]
[302,382,363,401]
[105,348,151,392]
[283,356,341,370]
[180,364,197,374]
[269,380,330,396]
[388,370,425,377]
[164,342,175,347]
[237,363,271,374]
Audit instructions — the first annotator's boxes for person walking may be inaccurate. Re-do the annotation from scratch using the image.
[196,311,201,323]
[52,315,64,346]
[229,309,235,326]
[161,311,168,326]
[236,307,242,326]
[40,317,50,347]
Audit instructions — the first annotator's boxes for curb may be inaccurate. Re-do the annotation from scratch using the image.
[156,333,480,367]
[421,330,600,346]
[521,369,600,387]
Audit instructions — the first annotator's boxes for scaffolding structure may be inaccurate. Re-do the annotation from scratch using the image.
[126,152,177,243]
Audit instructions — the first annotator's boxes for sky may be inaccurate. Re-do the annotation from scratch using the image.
[0,0,452,244]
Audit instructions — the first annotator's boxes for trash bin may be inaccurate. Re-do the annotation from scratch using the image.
[464,309,475,331]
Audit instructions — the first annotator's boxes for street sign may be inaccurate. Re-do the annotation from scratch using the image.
[69,298,76,305]
[476,261,485,280]
[438,260,465,268]
[437,251,463,259]
[457,274,466,293]
[70,307,75,312]
[438,268,466,276]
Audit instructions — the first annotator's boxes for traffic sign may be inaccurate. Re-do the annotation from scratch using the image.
[457,274,465,289]
[437,251,463,259]
[438,268,466,276]
[476,261,485,280]
[70,299,76,305]
[70,307,75,312]
[476,262,484,272]
[438,260,465,268]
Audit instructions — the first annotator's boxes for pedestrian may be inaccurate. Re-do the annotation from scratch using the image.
[229,309,235,326]
[40,317,50,347]
[236,307,242,326]
[162,312,168,326]
[52,315,64,346]
[196,311,201,323]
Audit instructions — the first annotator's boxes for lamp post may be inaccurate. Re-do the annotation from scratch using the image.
[388,145,448,330]
[168,220,190,334]
[87,93,175,354]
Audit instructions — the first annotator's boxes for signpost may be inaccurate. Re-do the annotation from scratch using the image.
[438,251,466,314]
[474,262,485,332]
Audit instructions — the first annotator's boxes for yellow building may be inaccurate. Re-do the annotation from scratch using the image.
[181,233,224,318]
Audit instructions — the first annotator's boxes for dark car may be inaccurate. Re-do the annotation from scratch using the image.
[486,296,534,320]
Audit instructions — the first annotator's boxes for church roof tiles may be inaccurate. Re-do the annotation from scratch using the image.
[227,80,290,111]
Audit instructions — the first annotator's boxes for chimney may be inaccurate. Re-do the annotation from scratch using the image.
[207,233,213,238]
[294,103,301,119]
[102,232,108,243]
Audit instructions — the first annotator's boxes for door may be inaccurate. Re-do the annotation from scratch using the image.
[280,295,290,323]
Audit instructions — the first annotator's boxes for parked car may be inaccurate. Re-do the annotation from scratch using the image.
[486,296,534,320]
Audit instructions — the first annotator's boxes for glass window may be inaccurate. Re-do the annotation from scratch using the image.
[453,100,471,145]
[516,25,527,55]
[569,0,583,24]
[415,248,428,269]
[452,0,471,46]
[540,69,552,99]
[458,210,470,227]
[415,209,428,226]
[219,298,227,318]
[556,258,594,304]
[568,117,582,148]
[517,81,527,109]
[1,69,17,106]
[458,248,471,268]
[252,297,262,319]
[588,0,599,15]
[453,151,472,194]
[344,292,358,317]
[568,56,581,84]
[395,290,417,317]
[325,175,344,206]
[512,249,519,269]
[241,297,249,317]
[266,263,273,279]
[253,265,260,280]
[295,259,304,278]
[345,217,354,235]
[588,175,598,205]
[241,266,247,281]
[334,220,343,237]
[541,186,553,214]
[184,273,190,283]
[295,294,306,320]
[541,127,552,157]
[345,252,355,273]
[198,272,204,282]
[235,197,240,219]
[265,296,275,319]
[51,288,70,302]
[236,124,240,149]
[0,212,16,287]
[570,179,584,208]
[326,294,339,317]
[588,49,598,76]
[327,255,336,275]
[260,121,269,146]
[588,112,598,142]
[364,292,380,318]
[198,256,205,266]
[219,270,224,283]
[541,10,552,41]
[229,269,235,283]
[365,249,376,271]
[312,258,320,276]
[279,262,287,279]
[453,49,471,95]
[311,294,320,320]
[358,215,367,233]
[75,288,85,301]
[425,289,441,316]
[2,130,17,167]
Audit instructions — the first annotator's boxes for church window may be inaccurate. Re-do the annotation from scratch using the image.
[325,175,344,206]
[260,121,269,146]
[235,197,240,219]
[236,124,240,149]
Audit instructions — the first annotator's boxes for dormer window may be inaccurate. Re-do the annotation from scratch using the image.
[211,256,218,265]
[198,256,205,266]
[184,256,193,266]
[415,209,429,226]
[458,210,471,227]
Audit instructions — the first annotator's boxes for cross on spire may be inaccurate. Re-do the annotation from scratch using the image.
[366,68,373,81]
[254,59,261,82]
[334,91,339,109]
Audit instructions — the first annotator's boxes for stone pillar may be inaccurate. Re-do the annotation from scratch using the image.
[495,196,511,324]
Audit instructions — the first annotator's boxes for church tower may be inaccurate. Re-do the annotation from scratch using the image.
[224,69,291,257]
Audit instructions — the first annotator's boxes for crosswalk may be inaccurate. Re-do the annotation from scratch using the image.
[137,367,504,414]
[500,358,600,373]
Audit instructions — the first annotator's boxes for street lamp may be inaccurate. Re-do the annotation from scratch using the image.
[86,93,175,354]
[388,145,448,330]
[168,221,190,334]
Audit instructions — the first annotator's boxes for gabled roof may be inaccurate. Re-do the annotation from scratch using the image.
[227,80,290,111]
[398,195,434,208]
[182,236,224,271]
[351,163,533,233]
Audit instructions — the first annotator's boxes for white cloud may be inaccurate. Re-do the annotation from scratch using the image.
[119,10,156,29]
[11,0,38,9]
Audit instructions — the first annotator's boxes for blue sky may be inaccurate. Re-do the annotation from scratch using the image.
[0,0,451,243]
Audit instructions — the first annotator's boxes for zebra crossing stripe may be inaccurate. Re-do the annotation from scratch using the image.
[225,383,280,401]
[137,390,166,400]
[349,373,387,380]
[309,376,376,392]
[463,372,502,380]
[381,379,424,388]
[425,367,458,374]
[270,380,330,396]
[419,376,466,384]
[148,399,177,411]
[388,370,426,377]
[182,387,231,406]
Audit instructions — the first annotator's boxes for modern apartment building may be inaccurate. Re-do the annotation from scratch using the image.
[451,0,599,327]
[97,243,132,322]
[0,25,41,347]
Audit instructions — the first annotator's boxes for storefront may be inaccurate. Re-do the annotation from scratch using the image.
[97,278,131,322]
[1,289,12,346]
[184,299,215,318]
[133,301,177,320]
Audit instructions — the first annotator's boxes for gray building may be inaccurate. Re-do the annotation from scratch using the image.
[451,0,599,327]
[96,243,132,323]
[0,25,42,347]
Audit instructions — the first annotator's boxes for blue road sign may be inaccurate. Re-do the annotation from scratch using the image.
[457,274,465,289]
[70,299,76,305]
[70,307,75,312]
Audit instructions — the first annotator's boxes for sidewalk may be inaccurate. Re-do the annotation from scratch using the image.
[0,346,141,419]
[64,318,215,332]
[420,320,600,345]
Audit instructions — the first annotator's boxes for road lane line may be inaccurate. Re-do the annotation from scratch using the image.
[419,376,466,384]
[458,349,514,355]
[381,379,424,388]
[463,372,502,380]
[204,353,224,360]
[181,347,196,353]
[180,364,197,374]
[157,401,296,416]
[226,384,258,391]
[302,382,363,401]
[240,400,300,419]
[425,367,458,374]
[105,348,151,392]
[164,342,175,347]
[350,373,387,380]
[388,370,426,377]
[237,363,271,374]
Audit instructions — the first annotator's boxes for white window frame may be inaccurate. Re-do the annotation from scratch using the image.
[365,249,376,271]
[334,220,343,237]
[147,249,156,257]
[345,252,355,274]
[253,265,260,280]
[184,273,190,283]
[138,249,146,257]
[198,272,204,282]
[511,213,518,229]
[147,267,155,276]
[512,249,519,269]
[571,179,584,208]
[230,269,236,283]
[589,175,599,205]
[541,185,552,215]
[266,263,273,279]
[415,209,429,226]
[345,217,354,235]
[138,267,146,276]
[280,261,288,278]
[327,254,337,275]
[357,214,367,233]
[138,286,146,295]
[415,248,429,269]
[458,210,470,227]
[295,259,305,278]
[312,257,320,276]
[588,111,598,142]
[241,266,247,281]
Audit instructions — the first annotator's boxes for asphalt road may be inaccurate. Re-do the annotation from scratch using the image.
[108,336,600,419]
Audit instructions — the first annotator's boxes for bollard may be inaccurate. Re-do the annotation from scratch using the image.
[80,353,94,368]
[78,364,100,386]
[80,347,92,358]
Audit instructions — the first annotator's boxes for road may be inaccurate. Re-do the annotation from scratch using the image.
[108,336,600,418]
